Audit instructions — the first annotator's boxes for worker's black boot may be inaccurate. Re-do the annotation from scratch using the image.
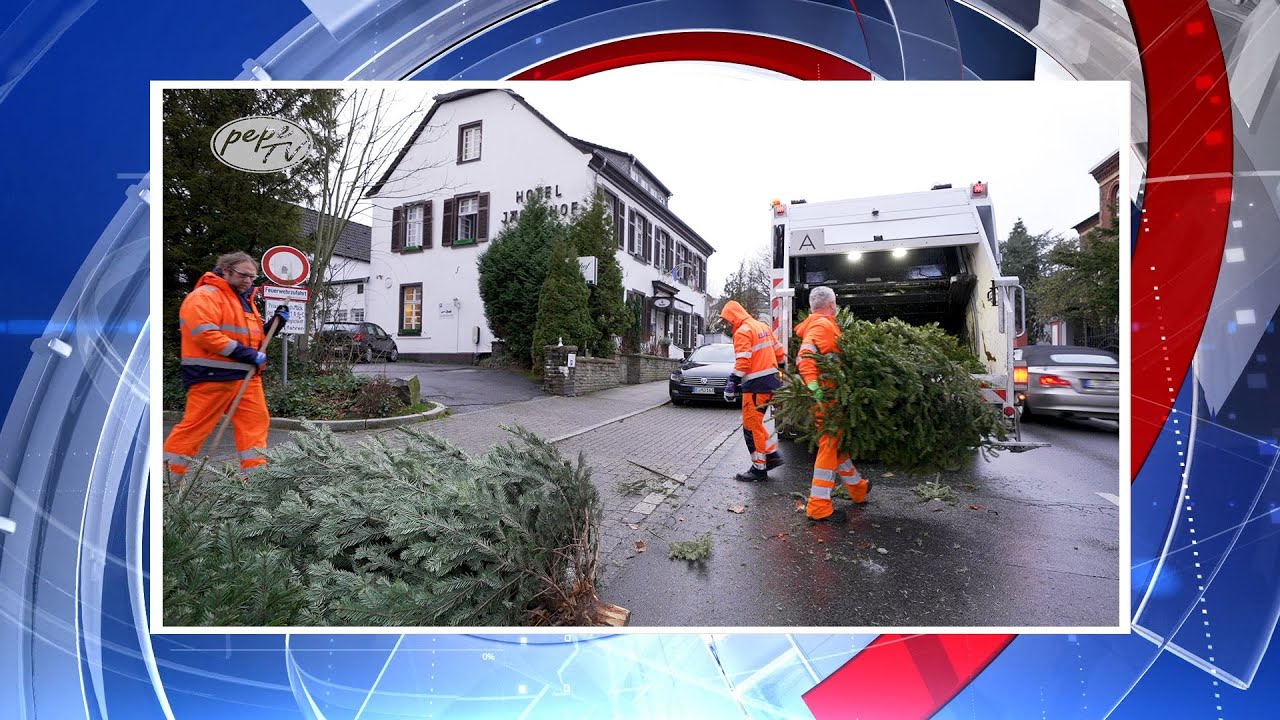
[809,509,848,523]
[735,468,769,482]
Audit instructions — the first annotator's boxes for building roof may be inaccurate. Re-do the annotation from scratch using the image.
[570,137,673,197]
[1087,150,1120,181]
[1073,212,1100,234]
[366,88,710,254]
[297,206,371,263]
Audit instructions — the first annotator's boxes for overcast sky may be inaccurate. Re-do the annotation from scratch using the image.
[370,67,1127,295]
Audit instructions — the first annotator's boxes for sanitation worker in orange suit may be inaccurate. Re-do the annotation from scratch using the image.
[164,251,288,478]
[719,300,786,481]
[795,285,870,522]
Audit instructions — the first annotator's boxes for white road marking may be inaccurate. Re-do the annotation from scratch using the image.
[1096,492,1121,506]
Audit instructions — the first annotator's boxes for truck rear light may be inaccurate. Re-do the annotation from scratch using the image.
[1038,374,1072,388]
[1012,362,1028,389]
[971,181,987,196]
[1003,405,1015,416]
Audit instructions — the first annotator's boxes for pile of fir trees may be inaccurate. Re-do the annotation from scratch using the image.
[773,313,1007,471]
[164,426,606,627]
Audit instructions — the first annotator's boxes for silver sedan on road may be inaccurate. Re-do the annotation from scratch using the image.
[1014,345,1120,420]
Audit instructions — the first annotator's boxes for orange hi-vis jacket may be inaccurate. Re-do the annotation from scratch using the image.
[795,312,841,387]
[178,271,268,388]
[719,300,785,393]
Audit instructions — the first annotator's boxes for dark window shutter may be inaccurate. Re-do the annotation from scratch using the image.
[442,198,456,247]
[643,221,653,264]
[667,233,675,273]
[456,126,464,164]
[477,192,490,241]
[422,201,433,249]
[398,286,406,333]
[627,210,636,254]
[391,205,405,252]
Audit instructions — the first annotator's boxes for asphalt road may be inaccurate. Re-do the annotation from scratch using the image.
[353,361,543,414]
[600,410,1122,629]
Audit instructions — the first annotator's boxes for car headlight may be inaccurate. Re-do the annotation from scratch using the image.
[670,372,682,381]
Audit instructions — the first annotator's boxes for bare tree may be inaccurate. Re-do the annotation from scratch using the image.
[711,245,773,330]
[301,89,454,362]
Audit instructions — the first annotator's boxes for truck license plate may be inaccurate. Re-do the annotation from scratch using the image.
[692,387,715,394]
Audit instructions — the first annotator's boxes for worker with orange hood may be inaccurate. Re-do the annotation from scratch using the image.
[719,300,786,481]
[796,286,870,522]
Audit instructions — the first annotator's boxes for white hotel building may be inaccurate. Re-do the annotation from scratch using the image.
[363,88,714,362]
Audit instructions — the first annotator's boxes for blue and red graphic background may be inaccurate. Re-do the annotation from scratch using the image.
[1,1,1277,718]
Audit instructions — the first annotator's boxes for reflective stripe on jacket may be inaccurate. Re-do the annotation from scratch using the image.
[719,300,785,392]
[178,271,267,388]
[794,312,840,386]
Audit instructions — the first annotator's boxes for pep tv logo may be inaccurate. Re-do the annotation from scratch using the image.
[211,116,313,173]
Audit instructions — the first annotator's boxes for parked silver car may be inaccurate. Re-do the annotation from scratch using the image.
[1014,345,1119,420]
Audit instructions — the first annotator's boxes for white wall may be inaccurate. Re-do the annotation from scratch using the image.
[323,256,370,322]
[368,91,711,357]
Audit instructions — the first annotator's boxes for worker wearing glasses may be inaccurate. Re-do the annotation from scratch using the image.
[163,251,288,479]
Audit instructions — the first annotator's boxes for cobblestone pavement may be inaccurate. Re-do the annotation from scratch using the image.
[553,403,743,586]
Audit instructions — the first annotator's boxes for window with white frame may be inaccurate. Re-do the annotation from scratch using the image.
[400,284,423,333]
[352,307,365,322]
[457,196,479,241]
[459,122,482,162]
[628,210,642,255]
[333,308,348,321]
[656,229,668,271]
[406,204,423,247]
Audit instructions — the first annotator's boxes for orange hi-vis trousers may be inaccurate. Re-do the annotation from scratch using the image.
[741,391,779,471]
[163,377,269,475]
[805,411,869,519]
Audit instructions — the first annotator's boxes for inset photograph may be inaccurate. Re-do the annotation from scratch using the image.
[153,79,1129,631]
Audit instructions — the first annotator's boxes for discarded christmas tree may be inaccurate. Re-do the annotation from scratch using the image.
[773,313,1007,471]
[164,425,607,627]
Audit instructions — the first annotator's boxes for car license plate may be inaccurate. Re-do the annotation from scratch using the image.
[692,386,715,394]
[1084,379,1118,389]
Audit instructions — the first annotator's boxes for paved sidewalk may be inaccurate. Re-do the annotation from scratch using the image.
[164,381,680,466]
[409,382,676,454]
[554,404,743,583]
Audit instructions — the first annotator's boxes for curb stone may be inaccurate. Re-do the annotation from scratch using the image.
[161,402,448,432]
